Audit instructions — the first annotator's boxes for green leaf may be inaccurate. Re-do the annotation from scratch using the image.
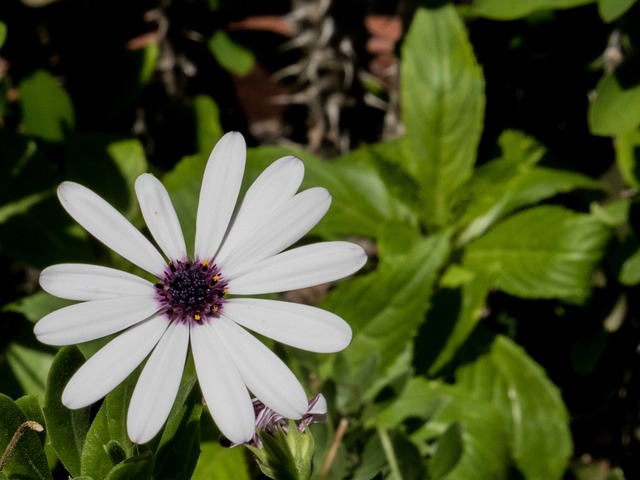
[375,378,510,480]
[0,21,6,49]
[80,368,140,480]
[456,334,573,480]
[163,153,207,254]
[153,377,202,480]
[307,146,419,239]
[191,441,250,479]
[4,291,72,324]
[5,343,55,400]
[401,4,485,227]
[43,346,91,478]
[619,247,640,285]
[0,129,58,225]
[208,30,255,76]
[103,451,154,480]
[463,206,610,302]
[19,70,75,142]
[462,0,596,19]
[590,199,631,228]
[15,395,46,445]
[66,135,148,216]
[598,0,636,21]
[324,232,450,394]
[413,267,493,375]
[246,143,419,240]
[0,394,52,480]
[429,423,464,480]
[589,66,640,136]
[614,128,640,189]
[458,131,601,244]
[193,95,223,154]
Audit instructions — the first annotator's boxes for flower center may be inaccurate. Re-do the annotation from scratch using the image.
[155,260,227,324]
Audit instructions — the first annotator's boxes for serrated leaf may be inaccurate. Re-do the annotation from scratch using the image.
[43,346,91,478]
[19,70,75,142]
[208,30,255,76]
[0,394,52,480]
[401,5,485,227]
[375,378,510,480]
[463,0,596,19]
[324,232,450,391]
[589,66,640,136]
[463,206,610,302]
[598,0,636,21]
[458,131,600,244]
[456,334,573,480]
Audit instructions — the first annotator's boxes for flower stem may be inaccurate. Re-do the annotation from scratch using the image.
[318,417,348,479]
[377,426,404,480]
[0,421,44,472]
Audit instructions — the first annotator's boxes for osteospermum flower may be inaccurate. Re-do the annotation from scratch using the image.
[34,132,366,445]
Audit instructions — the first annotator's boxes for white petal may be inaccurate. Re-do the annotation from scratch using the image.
[220,187,331,279]
[62,316,168,408]
[224,298,352,353]
[215,156,304,264]
[214,316,308,419]
[40,264,155,301]
[227,241,367,294]
[195,132,246,261]
[58,182,167,277]
[34,296,160,346]
[191,321,255,444]
[135,174,187,261]
[127,320,189,444]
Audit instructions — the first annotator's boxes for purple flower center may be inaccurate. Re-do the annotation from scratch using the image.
[155,260,227,324]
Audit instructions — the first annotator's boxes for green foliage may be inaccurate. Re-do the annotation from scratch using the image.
[463,0,596,19]
[208,30,255,76]
[400,4,485,228]
[1,0,635,479]
[456,334,572,480]
[464,206,610,302]
[44,347,90,477]
[589,69,640,136]
[598,0,637,21]
[18,70,75,143]
[0,394,51,480]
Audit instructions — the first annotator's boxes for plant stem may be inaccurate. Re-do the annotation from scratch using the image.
[377,426,403,480]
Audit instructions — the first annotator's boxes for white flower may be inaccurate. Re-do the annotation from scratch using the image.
[34,132,366,445]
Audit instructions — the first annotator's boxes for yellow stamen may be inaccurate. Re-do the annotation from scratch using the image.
[194,313,202,322]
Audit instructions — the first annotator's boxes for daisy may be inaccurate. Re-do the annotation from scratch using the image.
[34,132,366,445]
